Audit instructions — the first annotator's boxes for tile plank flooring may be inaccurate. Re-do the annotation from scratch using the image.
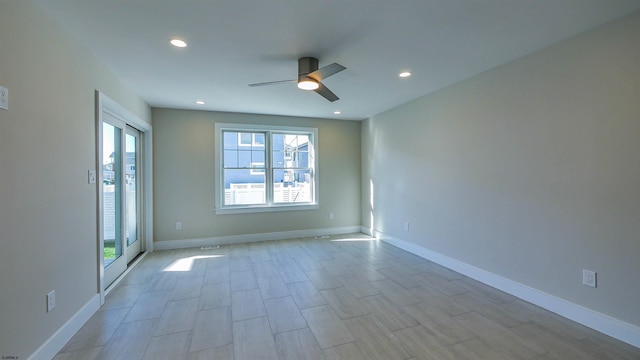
[55,233,640,360]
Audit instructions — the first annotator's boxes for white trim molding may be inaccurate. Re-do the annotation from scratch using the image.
[363,228,640,349]
[96,91,153,304]
[27,295,101,360]
[154,226,362,250]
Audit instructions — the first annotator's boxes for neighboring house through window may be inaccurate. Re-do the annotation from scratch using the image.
[215,123,318,214]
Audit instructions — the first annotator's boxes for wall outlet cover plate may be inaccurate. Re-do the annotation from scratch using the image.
[583,269,597,288]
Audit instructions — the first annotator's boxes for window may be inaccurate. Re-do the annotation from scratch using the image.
[215,123,318,214]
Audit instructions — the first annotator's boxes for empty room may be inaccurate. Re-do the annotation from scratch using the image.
[1,1,640,359]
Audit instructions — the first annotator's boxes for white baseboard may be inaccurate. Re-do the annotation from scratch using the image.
[154,226,363,251]
[365,228,640,349]
[27,294,101,360]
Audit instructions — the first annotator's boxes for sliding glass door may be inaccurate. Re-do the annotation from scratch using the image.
[102,117,143,287]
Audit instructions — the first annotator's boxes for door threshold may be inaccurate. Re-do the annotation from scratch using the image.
[105,251,148,296]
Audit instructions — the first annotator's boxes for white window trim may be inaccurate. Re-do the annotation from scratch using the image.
[214,123,319,215]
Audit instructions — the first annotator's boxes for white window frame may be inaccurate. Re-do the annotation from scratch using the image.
[214,123,319,214]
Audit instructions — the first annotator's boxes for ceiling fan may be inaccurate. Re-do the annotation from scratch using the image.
[249,57,346,102]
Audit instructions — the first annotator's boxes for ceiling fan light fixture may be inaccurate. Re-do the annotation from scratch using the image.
[170,38,187,48]
[297,79,319,91]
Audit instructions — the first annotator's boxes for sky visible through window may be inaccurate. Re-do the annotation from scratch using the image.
[102,124,136,165]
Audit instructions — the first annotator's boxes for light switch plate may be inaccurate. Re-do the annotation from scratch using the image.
[0,86,8,110]
[88,170,97,184]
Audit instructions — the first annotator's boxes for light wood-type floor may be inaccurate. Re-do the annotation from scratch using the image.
[55,233,640,360]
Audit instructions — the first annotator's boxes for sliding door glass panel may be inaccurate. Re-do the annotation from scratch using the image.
[103,122,122,267]
[125,131,138,247]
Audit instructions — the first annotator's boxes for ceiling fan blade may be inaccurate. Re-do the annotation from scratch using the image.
[314,82,339,102]
[307,63,346,81]
[248,79,296,87]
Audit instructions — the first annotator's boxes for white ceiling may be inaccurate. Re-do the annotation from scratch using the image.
[33,0,640,121]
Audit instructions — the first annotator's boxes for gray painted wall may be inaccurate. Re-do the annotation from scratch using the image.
[152,108,361,243]
[362,11,640,327]
[0,1,151,358]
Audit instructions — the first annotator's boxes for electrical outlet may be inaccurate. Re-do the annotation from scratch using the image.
[176,222,182,230]
[46,290,56,312]
[404,222,410,231]
[583,269,597,288]
[0,85,8,110]
[329,212,334,220]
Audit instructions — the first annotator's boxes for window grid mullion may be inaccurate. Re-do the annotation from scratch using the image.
[265,131,273,205]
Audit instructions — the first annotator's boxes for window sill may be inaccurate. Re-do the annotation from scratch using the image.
[214,203,319,215]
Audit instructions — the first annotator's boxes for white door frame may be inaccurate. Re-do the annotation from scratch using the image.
[96,91,153,305]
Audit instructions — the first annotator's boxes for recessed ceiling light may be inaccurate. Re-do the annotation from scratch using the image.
[170,38,187,48]
[195,100,205,105]
[334,111,341,115]
[399,71,412,78]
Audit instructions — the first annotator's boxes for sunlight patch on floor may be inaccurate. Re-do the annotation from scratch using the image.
[163,255,225,272]
[330,237,377,242]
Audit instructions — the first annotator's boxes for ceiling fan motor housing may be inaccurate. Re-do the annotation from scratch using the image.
[298,57,319,76]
